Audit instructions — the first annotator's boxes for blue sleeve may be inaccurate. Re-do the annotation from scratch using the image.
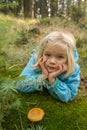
[46,64,80,103]
[17,54,44,93]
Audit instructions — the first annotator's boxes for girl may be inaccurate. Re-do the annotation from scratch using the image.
[17,31,80,103]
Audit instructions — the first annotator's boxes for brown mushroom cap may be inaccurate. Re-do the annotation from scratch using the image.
[27,108,45,122]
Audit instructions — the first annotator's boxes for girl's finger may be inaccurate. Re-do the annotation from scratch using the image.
[62,64,67,72]
[35,57,43,66]
[38,57,47,64]
[42,58,47,63]
[51,65,63,77]
[38,57,43,63]
[39,58,46,71]
[58,64,63,72]
[55,64,63,75]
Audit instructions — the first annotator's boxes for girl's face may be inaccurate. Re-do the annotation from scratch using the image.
[43,43,67,73]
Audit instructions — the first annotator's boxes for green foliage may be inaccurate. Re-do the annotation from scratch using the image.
[0,77,23,129]
[0,2,19,9]
[0,128,3,130]
[76,38,87,48]
[50,17,70,27]
[79,49,87,59]
[0,18,15,47]
[39,17,51,25]
[39,17,70,27]
[14,29,29,45]
[0,17,29,47]
[0,79,17,95]
[77,38,87,60]
[70,6,85,23]
[27,125,46,130]
[77,38,87,77]
[0,1,19,15]
[0,78,21,108]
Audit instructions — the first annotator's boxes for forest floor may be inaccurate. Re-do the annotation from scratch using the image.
[0,14,87,130]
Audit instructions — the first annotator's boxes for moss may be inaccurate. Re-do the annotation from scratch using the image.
[2,92,87,130]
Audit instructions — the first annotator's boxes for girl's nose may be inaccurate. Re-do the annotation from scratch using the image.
[49,58,56,64]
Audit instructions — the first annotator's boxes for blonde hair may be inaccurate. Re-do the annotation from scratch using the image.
[34,31,76,78]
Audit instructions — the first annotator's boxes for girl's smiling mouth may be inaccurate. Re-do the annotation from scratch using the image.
[47,66,57,72]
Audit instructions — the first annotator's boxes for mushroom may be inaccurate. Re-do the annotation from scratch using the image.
[27,108,45,122]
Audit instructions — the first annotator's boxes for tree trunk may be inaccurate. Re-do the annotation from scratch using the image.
[23,0,32,18]
[19,0,24,15]
[50,0,58,17]
[66,0,72,17]
[39,0,48,18]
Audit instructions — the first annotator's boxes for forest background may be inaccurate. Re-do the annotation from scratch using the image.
[0,0,87,130]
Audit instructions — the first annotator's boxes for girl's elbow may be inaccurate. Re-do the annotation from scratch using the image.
[17,86,26,93]
[58,92,74,103]
[62,93,78,103]
[60,96,70,103]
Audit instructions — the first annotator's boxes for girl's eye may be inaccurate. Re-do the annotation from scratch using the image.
[45,53,51,57]
[57,55,64,59]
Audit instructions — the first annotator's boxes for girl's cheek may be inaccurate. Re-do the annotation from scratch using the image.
[43,55,48,61]
[44,61,48,68]
[58,61,66,65]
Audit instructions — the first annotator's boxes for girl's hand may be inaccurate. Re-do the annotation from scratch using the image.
[48,64,67,84]
[38,57,48,80]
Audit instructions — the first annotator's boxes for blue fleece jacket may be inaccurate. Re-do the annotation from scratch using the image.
[17,49,80,103]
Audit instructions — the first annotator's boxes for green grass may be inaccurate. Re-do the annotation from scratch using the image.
[0,18,15,47]
[0,14,87,130]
